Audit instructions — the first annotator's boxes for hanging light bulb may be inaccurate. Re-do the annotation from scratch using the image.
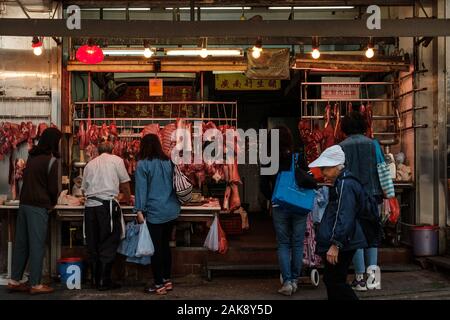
[311,36,320,59]
[365,38,375,59]
[365,47,375,59]
[311,48,321,59]
[32,36,43,56]
[200,48,208,58]
[251,38,263,59]
[143,40,154,58]
[240,7,246,20]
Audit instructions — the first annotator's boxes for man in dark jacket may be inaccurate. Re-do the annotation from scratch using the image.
[309,145,368,300]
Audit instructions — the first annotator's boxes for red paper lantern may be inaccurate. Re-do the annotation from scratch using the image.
[76,43,104,64]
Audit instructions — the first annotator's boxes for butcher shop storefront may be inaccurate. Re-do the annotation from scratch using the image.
[0,2,449,285]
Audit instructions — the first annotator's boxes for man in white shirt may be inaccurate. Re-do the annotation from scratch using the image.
[82,141,131,291]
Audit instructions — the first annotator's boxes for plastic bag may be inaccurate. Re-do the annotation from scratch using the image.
[217,219,228,255]
[388,197,400,224]
[204,216,219,251]
[136,222,155,257]
[117,221,140,257]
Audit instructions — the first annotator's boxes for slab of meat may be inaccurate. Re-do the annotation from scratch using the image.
[87,124,99,145]
[100,123,110,142]
[36,123,48,139]
[160,123,177,157]
[228,160,241,184]
[85,143,99,162]
[109,122,118,137]
[298,119,319,164]
[322,104,335,149]
[141,123,160,139]
[78,121,87,150]
[366,102,374,139]
[229,183,241,212]
[222,185,231,211]
[203,121,218,141]
[334,104,345,142]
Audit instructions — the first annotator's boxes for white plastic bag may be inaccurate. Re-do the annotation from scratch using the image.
[136,222,154,257]
[203,216,219,252]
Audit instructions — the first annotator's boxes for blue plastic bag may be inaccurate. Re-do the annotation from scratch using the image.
[136,222,155,257]
[117,221,140,258]
[311,186,329,223]
[117,221,152,265]
[272,154,316,214]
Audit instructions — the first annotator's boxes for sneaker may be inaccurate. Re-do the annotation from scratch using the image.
[163,279,173,291]
[278,281,293,296]
[351,279,368,291]
[291,280,298,294]
[144,284,167,295]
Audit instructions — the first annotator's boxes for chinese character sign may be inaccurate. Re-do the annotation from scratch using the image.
[215,74,281,91]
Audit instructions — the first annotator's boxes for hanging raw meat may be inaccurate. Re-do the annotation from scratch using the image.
[160,123,177,157]
[203,121,218,141]
[78,121,87,150]
[322,104,335,149]
[36,123,48,139]
[334,104,345,142]
[109,122,118,137]
[229,183,241,212]
[298,119,319,164]
[366,102,374,139]
[347,102,353,114]
[100,123,110,142]
[141,123,161,139]
[222,185,231,211]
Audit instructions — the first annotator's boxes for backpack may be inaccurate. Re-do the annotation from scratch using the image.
[342,175,383,248]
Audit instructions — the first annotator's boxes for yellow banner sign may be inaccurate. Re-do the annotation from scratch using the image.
[215,74,281,91]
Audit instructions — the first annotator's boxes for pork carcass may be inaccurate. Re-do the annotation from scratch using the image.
[141,123,160,139]
[322,104,336,150]
[109,122,118,137]
[203,121,218,141]
[160,123,177,157]
[298,119,320,165]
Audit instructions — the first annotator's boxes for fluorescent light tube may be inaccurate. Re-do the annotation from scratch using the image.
[269,6,354,10]
[166,49,242,57]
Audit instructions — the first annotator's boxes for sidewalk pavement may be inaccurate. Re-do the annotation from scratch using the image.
[1,269,449,300]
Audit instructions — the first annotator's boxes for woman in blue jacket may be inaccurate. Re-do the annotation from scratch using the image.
[309,145,368,300]
[134,134,180,295]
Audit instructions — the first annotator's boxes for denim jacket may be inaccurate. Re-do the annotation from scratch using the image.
[316,170,368,254]
[134,159,180,224]
[339,134,383,200]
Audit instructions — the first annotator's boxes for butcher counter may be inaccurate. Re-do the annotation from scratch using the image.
[0,199,221,278]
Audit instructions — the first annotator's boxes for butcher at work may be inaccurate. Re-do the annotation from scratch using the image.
[81,141,132,291]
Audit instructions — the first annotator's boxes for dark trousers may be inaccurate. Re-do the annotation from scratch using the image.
[323,249,358,300]
[84,202,121,265]
[147,220,174,285]
[11,205,48,286]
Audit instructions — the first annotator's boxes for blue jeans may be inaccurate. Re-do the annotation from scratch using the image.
[352,248,378,274]
[353,203,381,274]
[272,206,308,284]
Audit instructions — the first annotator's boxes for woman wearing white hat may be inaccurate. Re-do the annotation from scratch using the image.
[309,145,368,300]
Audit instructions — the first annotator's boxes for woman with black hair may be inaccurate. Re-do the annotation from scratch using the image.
[8,127,62,295]
[339,111,383,291]
[260,126,317,296]
[134,134,180,295]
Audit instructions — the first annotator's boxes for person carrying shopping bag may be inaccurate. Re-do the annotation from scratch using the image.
[134,134,180,295]
[260,126,317,296]
[339,112,384,291]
